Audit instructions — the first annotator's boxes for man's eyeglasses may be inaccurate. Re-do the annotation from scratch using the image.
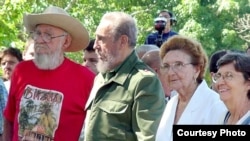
[160,62,193,73]
[30,31,68,43]
[212,72,234,83]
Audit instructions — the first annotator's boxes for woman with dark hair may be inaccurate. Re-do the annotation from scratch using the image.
[213,52,250,124]
[208,49,229,92]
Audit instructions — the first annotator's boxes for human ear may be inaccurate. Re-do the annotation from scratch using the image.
[62,35,72,50]
[120,35,128,48]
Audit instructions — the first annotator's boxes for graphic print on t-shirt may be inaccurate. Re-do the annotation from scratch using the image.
[18,85,64,141]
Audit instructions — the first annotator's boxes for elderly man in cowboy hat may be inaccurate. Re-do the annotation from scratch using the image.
[3,6,95,141]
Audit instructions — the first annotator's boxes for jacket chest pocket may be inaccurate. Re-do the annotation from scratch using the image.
[98,100,128,114]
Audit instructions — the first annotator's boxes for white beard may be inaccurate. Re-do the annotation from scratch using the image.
[96,58,113,73]
[33,43,63,70]
[96,48,118,73]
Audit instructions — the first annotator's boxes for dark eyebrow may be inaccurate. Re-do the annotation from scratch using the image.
[217,71,233,75]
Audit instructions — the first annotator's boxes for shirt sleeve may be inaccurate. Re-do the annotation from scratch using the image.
[0,78,8,134]
[132,75,166,141]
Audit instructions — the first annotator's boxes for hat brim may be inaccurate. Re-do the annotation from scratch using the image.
[23,13,89,52]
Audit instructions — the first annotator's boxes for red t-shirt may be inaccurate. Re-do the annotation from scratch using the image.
[4,58,95,141]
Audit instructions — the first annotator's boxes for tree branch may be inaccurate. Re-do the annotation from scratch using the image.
[64,0,77,11]
[235,14,250,43]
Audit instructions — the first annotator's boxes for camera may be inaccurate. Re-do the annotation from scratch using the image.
[154,17,167,34]
[154,17,167,47]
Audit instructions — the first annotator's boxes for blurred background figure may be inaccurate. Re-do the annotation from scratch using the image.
[208,49,229,92]
[82,39,98,74]
[246,45,250,55]
[0,47,23,92]
[141,49,160,73]
[156,35,227,141]
[135,44,159,59]
[213,52,250,124]
[0,78,7,141]
[145,10,178,47]
[22,37,35,60]
[80,38,99,141]
[141,49,173,101]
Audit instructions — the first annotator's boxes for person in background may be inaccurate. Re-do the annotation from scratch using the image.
[3,6,95,141]
[145,10,178,47]
[208,49,229,92]
[246,45,250,55]
[213,52,250,124]
[156,35,227,141]
[23,37,35,60]
[135,44,159,59]
[0,78,7,141]
[84,11,166,141]
[79,39,98,140]
[0,47,23,93]
[82,39,98,74]
[141,49,160,73]
[141,49,173,101]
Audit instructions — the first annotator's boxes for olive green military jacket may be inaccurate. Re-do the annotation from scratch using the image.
[84,50,166,141]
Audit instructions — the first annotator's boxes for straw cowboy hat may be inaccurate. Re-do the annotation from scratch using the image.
[23,6,89,52]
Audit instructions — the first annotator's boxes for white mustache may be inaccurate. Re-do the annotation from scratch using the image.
[35,44,49,50]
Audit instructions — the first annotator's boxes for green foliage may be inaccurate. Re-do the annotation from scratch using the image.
[0,0,249,82]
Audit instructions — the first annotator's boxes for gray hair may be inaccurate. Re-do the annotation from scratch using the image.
[101,12,137,48]
[135,44,159,59]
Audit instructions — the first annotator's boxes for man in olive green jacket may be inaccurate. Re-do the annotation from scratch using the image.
[84,11,166,141]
